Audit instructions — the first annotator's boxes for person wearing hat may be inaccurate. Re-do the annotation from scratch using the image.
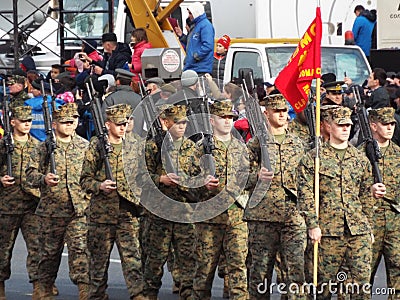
[321,80,345,105]
[0,106,42,299]
[102,68,144,136]
[25,103,90,299]
[366,107,400,294]
[244,94,306,298]
[184,2,215,75]
[212,34,231,82]
[7,75,29,108]
[82,32,131,77]
[137,104,197,299]
[80,103,145,300]
[191,99,249,300]
[24,78,65,142]
[298,106,385,299]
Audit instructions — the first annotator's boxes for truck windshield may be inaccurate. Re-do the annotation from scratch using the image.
[266,46,371,85]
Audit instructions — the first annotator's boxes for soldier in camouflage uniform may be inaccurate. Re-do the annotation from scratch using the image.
[80,103,145,300]
[26,103,90,300]
[245,94,306,299]
[7,75,30,109]
[0,106,40,299]
[297,106,385,300]
[367,107,400,297]
[137,104,197,300]
[192,100,249,300]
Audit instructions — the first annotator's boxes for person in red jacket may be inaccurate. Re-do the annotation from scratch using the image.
[129,28,152,82]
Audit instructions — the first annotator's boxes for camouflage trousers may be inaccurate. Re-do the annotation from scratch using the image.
[87,210,143,300]
[0,211,40,282]
[37,215,89,285]
[143,215,195,299]
[192,207,248,300]
[317,233,372,300]
[370,205,400,298]
[247,218,306,300]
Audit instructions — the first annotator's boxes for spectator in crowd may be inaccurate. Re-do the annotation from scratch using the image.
[129,28,152,83]
[366,67,390,109]
[173,17,193,50]
[212,34,230,82]
[352,5,376,60]
[183,2,215,75]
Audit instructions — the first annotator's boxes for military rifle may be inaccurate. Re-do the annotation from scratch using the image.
[2,79,14,177]
[242,73,272,172]
[354,87,400,213]
[48,79,57,112]
[304,92,316,149]
[85,81,115,182]
[41,80,57,176]
[142,95,176,174]
[198,76,215,176]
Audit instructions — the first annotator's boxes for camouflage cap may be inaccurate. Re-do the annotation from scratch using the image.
[369,107,396,124]
[320,104,340,121]
[105,103,133,125]
[160,104,188,122]
[11,105,32,121]
[210,100,238,118]
[53,103,79,122]
[330,106,353,125]
[7,75,26,86]
[264,94,288,110]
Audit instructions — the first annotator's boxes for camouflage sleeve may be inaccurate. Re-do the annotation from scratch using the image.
[25,143,46,188]
[80,139,102,195]
[0,139,6,169]
[136,140,161,188]
[297,151,319,229]
[245,137,261,191]
[358,157,376,221]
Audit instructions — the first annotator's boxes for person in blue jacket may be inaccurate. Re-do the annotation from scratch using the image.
[24,78,64,141]
[352,5,376,60]
[183,2,215,75]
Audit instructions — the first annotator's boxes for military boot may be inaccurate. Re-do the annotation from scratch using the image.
[222,275,229,298]
[78,283,89,300]
[38,282,54,300]
[52,284,59,296]
[0,281,5,300]
[32,281,40,300]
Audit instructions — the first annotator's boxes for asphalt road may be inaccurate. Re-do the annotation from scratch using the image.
[4,233,389,299]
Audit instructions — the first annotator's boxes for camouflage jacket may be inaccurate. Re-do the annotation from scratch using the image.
[193,135,250,224]
[80,136,142,224]
[244,132,305,223]
[0,135,39,214]
[368,141,400,209]
[138,137,198,202]
[26,134,89,217]
[288,118,311,150]
[297,142,374,236]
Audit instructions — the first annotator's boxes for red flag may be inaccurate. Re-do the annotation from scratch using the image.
[275,7,322,113]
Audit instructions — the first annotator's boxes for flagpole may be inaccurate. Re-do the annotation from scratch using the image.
[313,77,320,289]
[313,0,321,291]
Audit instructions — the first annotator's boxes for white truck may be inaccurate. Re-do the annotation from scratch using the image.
[223,43,371,86]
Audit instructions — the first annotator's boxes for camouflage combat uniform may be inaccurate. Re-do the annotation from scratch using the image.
[0,107,40,287]
[25,103,90,298]
[137,104,197,300]
[245,95,306,300]
[288,117,310,149]
[297,107,374,300]
[192,100,249,300]
[7,75,30,109]
[367,108,400,297]
[80,104,144,300]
